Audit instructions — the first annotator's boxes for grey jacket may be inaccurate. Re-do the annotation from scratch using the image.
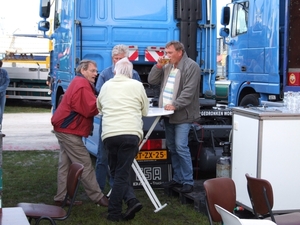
[148,53,200,124]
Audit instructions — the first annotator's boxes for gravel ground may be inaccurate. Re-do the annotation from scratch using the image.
[1,112,59,151]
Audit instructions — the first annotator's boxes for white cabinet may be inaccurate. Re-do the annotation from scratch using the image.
[232,107,300,213]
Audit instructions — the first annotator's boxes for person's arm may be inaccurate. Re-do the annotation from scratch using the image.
[0,70,10,93]
[96,86,105,114]
[148,64,164,85]
[140,84,149,117]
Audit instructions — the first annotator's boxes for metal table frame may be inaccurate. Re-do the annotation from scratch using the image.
[131,108,173,212]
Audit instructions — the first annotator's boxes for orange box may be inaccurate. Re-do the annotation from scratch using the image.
[288,69,300,86]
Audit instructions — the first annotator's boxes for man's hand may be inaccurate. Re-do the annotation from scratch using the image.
[164,104,175,111]
[157,56,170,68]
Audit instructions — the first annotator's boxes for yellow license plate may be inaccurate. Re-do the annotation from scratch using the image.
[135,150,167,161]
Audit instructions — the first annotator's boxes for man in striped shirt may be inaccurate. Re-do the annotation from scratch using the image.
[148,41,201,193]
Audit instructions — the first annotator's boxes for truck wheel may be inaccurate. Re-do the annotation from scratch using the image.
[57,94,64,108]
[239,93,259,106]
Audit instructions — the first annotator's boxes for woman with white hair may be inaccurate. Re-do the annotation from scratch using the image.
[97,57,149,222]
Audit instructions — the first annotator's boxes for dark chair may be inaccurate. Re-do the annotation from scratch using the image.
[17,162,84,225]
[245,173,300,225]
[203,177,237,225]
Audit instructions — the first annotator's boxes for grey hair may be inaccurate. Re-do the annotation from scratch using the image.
[76,59,97,73]
[114,57,133,78]
[111,44,129,57]
[165,41,185,54]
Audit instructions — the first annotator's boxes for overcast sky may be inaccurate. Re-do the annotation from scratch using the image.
[0,0,41,35]
[0,0,230,35]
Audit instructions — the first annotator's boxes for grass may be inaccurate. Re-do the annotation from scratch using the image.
[2,151,211,225]
[4,99,51,113]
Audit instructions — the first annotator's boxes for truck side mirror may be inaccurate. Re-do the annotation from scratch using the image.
[38,20,50,32]
[220,6,230,26]
[39,0,51,19]
[219,28,229,37]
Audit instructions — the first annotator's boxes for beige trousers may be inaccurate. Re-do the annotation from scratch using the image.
[54,132,104,203]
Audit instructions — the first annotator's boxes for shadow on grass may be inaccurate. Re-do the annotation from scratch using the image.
[3,151,210,225]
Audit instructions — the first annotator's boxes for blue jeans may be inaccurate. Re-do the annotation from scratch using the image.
[103,135,138,217]
[0,92,6,129]
[163,117,194,186]
[95,116,113,191]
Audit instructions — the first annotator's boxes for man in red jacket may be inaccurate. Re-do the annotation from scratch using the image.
[51,59,108,207]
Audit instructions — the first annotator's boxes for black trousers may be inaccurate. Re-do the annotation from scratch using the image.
[103,134,139,216]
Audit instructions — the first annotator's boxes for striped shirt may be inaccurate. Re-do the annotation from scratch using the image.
[163,68,178,106]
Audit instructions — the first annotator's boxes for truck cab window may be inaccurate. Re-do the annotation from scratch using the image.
[232,2,249,37]
[54,0,63,29]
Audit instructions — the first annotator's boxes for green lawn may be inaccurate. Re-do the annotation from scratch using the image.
[2,151,211,225]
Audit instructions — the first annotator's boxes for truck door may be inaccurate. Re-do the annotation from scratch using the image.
[227,0,280,106]
[228,1,250,105]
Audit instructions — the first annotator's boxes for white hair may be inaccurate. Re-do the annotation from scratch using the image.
[114,57,133,78]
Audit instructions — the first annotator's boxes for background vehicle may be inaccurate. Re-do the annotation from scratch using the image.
[38,0,232,183]
[220,0,300,107]
[0,35,51,101]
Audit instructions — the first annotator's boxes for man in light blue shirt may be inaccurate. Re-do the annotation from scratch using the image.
[95,47,140,94]
[95,45,141,193]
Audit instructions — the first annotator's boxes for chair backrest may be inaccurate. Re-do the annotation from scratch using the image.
[64,163,84,208]
[203,177,236,224]
[215,204,242,225]
[245,173,274,219]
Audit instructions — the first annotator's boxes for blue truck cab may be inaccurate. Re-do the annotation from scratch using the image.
[220,0,300,107]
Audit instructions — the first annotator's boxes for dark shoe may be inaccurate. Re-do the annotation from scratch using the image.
[96,195,109,207]
[161,180,183,188]
[123,198,143,220]
[54,200,83,206]
[107,214,124,222]
[180,184,194,193]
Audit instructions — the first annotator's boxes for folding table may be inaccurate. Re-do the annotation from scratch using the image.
[131,107,173,212]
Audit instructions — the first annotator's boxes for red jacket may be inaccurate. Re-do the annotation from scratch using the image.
[51,75,99,137]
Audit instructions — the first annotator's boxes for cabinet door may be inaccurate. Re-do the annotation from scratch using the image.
[261,119,300,212]
[232,114,259,209]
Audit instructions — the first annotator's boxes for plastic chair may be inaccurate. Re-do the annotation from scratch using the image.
[203,177,237,224]
[214,204,277,225]
[245,173,300,225]
[17,162,84,225]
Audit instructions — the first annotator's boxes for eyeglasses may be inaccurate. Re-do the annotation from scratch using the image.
[88,69,98,73]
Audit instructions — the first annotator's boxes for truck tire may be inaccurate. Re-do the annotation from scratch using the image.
[57,94,64,108]
[239,93,259,106]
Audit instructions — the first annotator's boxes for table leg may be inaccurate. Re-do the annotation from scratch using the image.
[132,115,168,212]
[139,116,161,151]
[132,159,167,212]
